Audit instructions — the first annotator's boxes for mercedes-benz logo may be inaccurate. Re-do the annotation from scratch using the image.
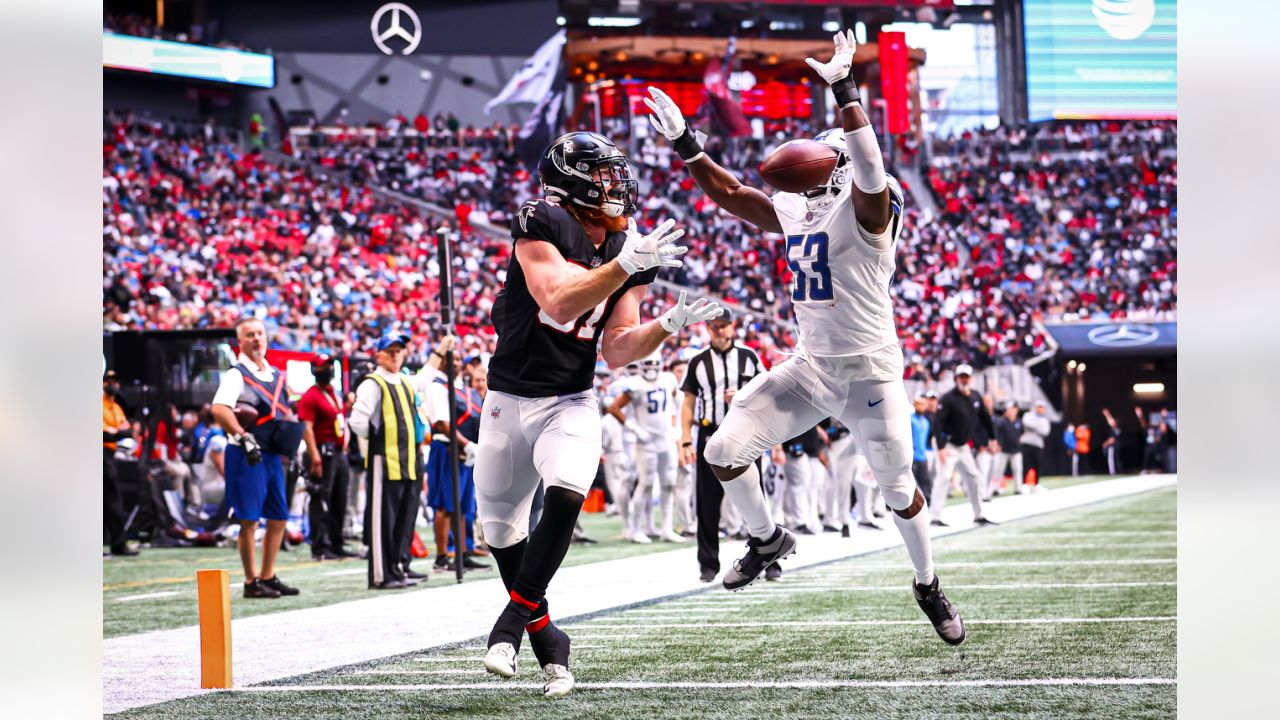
[371,3,421,56]
[1087,323,1160,348]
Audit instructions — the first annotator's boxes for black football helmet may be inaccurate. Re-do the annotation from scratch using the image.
[538,131,637,218]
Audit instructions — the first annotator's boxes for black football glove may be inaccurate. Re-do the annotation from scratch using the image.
[238,433,262,466]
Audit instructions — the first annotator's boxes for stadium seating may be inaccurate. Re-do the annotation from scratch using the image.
[104,111,1176,373]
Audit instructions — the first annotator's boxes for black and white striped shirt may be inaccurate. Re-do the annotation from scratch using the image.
[681,343,762,428]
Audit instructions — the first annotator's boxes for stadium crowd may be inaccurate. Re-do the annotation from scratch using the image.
[104,109,1176,376]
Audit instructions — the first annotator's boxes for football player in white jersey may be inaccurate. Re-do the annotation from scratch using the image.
[607,352,686,543]
[645,29,964,645]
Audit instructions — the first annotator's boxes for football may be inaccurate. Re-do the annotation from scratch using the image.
[233,403,259,429]
[759,139,839,193]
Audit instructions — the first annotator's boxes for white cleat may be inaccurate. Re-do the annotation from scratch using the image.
[542,663,575,698]
[626,529,652,544]
[482,642,518,678]
[659,529,687,543]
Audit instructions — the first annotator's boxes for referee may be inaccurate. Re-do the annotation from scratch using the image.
[679,310,763,583]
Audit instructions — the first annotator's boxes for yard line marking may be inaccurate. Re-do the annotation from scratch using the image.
[115,591,181,603]
[987,531,1176,537]
[761,581,1177,592]
[352,669,481,676]
[569,616,1175,630]
[237,677,1177,692]
[857,559,1175,568]
[926,540,1172,545]
[413,658,478,663]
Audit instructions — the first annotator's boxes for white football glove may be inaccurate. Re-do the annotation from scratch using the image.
[643,87,686,141]
[805,30,856,85]
[463,442,478,467]
[625,419,652,444]
[659,290,724,334]
[617,218,687,275]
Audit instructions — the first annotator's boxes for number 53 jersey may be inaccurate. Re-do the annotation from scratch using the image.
[488,199,659,398]
[771,177,906,358]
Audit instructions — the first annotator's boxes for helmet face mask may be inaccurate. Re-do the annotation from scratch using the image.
[540,132,638,218]
[805,128,851,203]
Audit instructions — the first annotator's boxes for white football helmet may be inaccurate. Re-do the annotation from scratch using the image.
[639,351,662,382]
[808,128,852,202]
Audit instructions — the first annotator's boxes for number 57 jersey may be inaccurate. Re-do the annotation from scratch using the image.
[770,176,906,358]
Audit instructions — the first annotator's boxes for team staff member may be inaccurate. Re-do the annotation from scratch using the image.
[1101,408,1122,475]
[211,317,302,599]
[298,356,356,561]
[909,394,934,505]
[930,364,997,527]
[989,402,1024,496]
[1020,401,1051,489]
[678,310,764,583]
[349,333,422,590]
[103,370,138,557]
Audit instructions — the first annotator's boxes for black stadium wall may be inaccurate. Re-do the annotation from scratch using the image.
[223,0,560,127]
[104,0,559,127]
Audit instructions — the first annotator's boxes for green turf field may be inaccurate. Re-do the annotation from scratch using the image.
[111,482,1175,719]
[103,475,1113,638]
[103,511,690,638]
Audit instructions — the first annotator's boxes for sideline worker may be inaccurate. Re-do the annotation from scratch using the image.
[103,370,138,557]
[349,333,422,590]
[298,355,357,561]
[211,317,305,599]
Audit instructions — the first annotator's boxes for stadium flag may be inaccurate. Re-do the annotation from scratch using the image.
[703,36,752,138]
[515,62,567,171]
[878,31,910,135]
[484,29,567,115]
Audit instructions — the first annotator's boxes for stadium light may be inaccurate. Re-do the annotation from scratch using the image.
[587,16,642,27]
[823,20,841,32]
[556,16,566,26]
[1067,360,1077,370]
[1134,382,1165,395]
[1077,363,1087,373]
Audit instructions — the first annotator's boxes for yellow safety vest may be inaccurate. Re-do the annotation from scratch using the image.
[366,374,419,481]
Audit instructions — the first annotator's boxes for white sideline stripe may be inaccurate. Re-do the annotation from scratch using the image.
[235,677,1177,692]
[413,657,478,663]
[116,591,181,603]
[324,569,369,577]
[934,543,1176,551]
[571,616,1176,630]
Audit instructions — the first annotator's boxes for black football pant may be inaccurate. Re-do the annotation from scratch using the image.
[1022,445,1042,484]
[694,430,723,574]
[309,446,350,555]
[104,449,128,550]
[400,476,423,570]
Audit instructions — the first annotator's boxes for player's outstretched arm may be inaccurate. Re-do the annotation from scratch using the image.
[644,87,783,234]
[806,30,892,239]
[516,218,685,325]
[600,288,723,369]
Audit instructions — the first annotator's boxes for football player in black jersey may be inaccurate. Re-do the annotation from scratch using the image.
[476,131,723,697]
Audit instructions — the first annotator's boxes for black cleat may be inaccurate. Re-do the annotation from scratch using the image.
[930,519,949,527]
[403,565,428,580]
[722,527,797,591]
[765,563,782,581]
[857,521,884,531]
[261,575,299,596]
[434,554,453,571]
[464,554,492,570]
[840,525,850,538]
[312,550,341,561]
[244,578,281,599]
[914,576,966,646]
[369,580,407,590]
[974,517,999,526]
